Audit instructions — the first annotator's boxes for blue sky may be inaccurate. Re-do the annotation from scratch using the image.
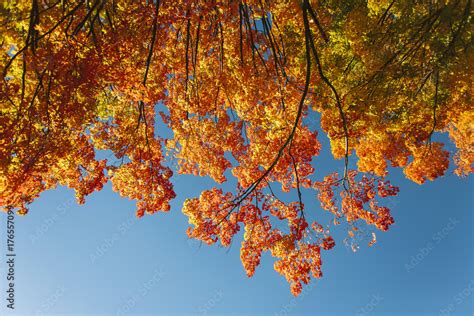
[1,127,473,316]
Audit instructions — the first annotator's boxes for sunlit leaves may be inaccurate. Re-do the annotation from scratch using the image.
[1,0,472,296]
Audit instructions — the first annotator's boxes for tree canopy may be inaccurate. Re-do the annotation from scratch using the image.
[1,0,472,295]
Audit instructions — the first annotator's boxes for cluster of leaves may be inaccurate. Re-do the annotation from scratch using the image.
[1,0,472,295]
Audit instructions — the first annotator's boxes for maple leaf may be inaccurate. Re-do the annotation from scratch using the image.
[1,0,472,296]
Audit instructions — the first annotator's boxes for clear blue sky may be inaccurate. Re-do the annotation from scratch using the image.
[1,127,473,316]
